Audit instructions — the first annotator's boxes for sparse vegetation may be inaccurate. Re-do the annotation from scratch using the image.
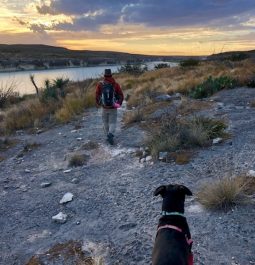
[69,154,89,167]
[123,108,144,125]
[180,58,200,67]
[118,63,148,75]
[146,114,227,158]
[197,176,255,210]
[0,81,18,108]
[26,240,104,265]
[154,63,169,70]
[189,76,236,99]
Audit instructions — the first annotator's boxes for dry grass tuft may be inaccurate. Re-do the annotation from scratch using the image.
[26,241,104,265]
[81,141,99,150]
[146,114,227,158]
[0,155,5,162]
[197,176,255,210]
[69,154,90,167]
[123,108,144,125]
[250,99,255,108]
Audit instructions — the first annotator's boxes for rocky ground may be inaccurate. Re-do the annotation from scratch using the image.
[0,88,255,265]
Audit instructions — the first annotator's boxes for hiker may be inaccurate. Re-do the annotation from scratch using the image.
[96,69,124,145]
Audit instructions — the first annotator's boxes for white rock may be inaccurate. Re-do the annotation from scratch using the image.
[63,169,72,173]
[40,182,52,188]
[146,156,152,162]
[77,137,82,141]
[52,212,67,224]
[60,192,74,204]
[25,169,31,173]
[140,158,146,163]
[213,137,223,144]
[71,130,78,133]
[248,170,255,177]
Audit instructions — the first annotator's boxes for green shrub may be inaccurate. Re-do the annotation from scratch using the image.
[180,59,200,67]
[154,63,169,70]
[146,115,227,158]
[189,76,236,99]
[118,63,147,75]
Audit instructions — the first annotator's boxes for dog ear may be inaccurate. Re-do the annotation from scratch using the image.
[179,185,192,196]
[154,185,166,197]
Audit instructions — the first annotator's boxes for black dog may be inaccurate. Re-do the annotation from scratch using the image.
[152,184,193,265]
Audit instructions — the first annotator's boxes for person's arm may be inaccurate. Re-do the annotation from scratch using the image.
[95,83,102,107]
[115,83,124,105]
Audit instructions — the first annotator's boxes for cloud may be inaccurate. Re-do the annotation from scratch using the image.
[35,0,255,31]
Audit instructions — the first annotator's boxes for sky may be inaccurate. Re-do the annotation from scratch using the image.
[0,0,255,55]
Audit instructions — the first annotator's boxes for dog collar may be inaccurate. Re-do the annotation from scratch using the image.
[161,211,185,217]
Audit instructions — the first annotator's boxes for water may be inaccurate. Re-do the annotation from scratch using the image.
[0,61,178,95]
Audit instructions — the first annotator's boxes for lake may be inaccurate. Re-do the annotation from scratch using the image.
[0,61,178,95]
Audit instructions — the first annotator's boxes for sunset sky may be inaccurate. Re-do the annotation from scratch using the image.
[0,0,255,55]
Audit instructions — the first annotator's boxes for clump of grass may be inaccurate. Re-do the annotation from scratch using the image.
[146,115,227,158]
[189,75,236,99]
[180,58,200,67]
[250,100,255,108]
[69,154,89,167]
[81,141,99,150]
[3,99,58,133]
[123,108,144,125]
[197,176,255,210]
[0,137,17,151]
[0,155,5,162]
[26,240,104,265]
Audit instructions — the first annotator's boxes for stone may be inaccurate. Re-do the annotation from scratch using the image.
[63,169,72,173]
[40,182,52,188]
[25,169,31,173]
[76,137,82,141]
[248,170,255,177]
[52,212,67,224]
[140,158,146,163]
[60,192,74,204]
[145,156,152,162]
[71,178,79,184]
[213,137,223,144]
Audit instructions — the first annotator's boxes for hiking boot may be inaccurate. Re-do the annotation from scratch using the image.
[107,133,114,145]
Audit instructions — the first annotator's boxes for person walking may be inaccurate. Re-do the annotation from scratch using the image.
[96,69,124,145]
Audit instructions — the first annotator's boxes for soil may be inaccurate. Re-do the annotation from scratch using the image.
[0,88,255,265]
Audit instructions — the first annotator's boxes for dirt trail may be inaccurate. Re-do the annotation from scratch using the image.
[0,88,255,265]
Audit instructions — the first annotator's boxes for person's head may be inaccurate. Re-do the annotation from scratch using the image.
[104,69,112,77]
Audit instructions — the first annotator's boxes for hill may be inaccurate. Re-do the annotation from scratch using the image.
[0,44,187,71]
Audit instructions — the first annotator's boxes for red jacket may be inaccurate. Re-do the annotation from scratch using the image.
[96,76,124,109]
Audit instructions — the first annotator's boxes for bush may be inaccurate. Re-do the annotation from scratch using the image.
[146,115,227,158]
[197,176,255,210]
[180,59,200,67]
[123,108,144,125]
[189,76,236,99]
[69,154,89,167]
[118,63,147,75]
[0,81,17,108]
[154,63,169,70]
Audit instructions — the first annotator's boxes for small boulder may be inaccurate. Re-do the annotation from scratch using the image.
[159,152,168,161]
[213,137,223,145]
[146,156,152,162]
[52,212,67,224]
[60,192,74,204]
[40,182,52,188]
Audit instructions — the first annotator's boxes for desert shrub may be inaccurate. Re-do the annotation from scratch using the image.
[189,75,236,99]
[197,176,255,210]
[40,78,69,102]
[0,81,17,108]
[146,115,227,158]
[118,63,147,75]
[123,108,144,125]
[227,52,249,62]
[4,99,58,133]
[180,59,200,67]
[69,154,89,167]
[154,63,169,70]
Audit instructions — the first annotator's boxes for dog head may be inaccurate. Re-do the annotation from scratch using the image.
[154,184,192,213]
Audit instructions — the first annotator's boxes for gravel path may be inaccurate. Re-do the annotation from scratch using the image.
[0,88,255,265]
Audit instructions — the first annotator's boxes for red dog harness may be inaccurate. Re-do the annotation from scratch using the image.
[157,224,194,265]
